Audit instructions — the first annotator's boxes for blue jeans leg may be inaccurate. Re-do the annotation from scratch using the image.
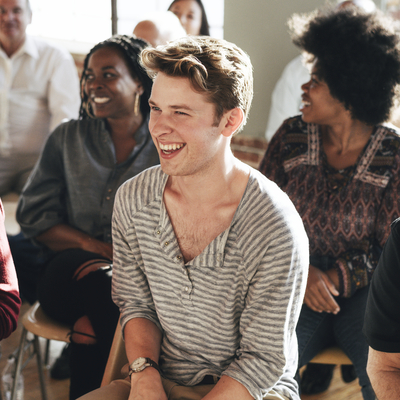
[296,285,376,400]
[333,285,375,400]
[297,305,335,368]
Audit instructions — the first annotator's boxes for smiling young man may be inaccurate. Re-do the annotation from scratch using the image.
[78,36,309,400]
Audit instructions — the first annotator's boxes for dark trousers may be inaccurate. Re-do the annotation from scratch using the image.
[297,256,375,400]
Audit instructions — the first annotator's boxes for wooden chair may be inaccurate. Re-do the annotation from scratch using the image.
[101,319,127,386]
[309,346,352,365]
[10,302,70,400]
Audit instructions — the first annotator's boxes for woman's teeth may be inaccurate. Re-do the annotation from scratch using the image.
[93,97,110,104]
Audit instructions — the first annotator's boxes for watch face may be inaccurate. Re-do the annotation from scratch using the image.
[131,357,147,370]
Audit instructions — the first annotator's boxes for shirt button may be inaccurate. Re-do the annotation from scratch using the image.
[156,230,161,235]
[106,196,110,200]
[184,286,189,292]
[177,255,182,260]
[108,189,112,193]
[164,242,169,247]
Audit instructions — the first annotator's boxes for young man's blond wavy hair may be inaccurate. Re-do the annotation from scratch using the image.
[140,36,253,134]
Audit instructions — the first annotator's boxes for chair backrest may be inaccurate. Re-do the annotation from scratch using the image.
[101,319,128,386]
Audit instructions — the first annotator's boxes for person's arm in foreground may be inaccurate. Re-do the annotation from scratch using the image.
[367,348,400,399]
[0,200,21,340]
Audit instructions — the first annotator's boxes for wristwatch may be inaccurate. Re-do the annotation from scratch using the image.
[128,357,162,376]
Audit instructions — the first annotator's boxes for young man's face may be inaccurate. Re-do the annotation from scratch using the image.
[0,0,31,46]
[149,72,226,178]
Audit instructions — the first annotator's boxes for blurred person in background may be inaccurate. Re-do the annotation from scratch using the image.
[168,0,210,36]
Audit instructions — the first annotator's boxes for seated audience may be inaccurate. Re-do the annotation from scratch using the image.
[264,0,376,141]
[364,218,400,398]
[15,35,159,399]
[168,0,210,35]
[0,199,20,340]
[77,35,309,400]
[133,11,186,47]
[259,6,400,399]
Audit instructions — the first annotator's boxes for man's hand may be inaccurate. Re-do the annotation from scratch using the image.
[304,265,340,314]
[128,368,167,400]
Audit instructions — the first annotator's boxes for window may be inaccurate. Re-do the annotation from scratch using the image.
[27,0,224,54]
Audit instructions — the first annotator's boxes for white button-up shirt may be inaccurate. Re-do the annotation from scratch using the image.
[0,35,80,155]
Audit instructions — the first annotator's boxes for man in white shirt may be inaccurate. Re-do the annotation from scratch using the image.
[0,0,80,195]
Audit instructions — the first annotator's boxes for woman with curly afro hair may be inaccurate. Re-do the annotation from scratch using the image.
[259,6,400,400]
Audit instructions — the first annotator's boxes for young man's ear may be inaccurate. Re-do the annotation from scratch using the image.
[220,107,244,138]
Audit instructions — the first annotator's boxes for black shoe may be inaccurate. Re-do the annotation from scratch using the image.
[301,363,335,395]
[341,364,357,383]
[50,344,71,380]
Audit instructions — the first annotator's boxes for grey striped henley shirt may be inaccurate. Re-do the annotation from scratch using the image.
[112,165,308,400]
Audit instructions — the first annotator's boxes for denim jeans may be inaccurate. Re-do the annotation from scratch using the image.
[296,256,376,400]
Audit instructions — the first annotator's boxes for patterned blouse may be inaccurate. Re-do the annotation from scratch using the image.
[259,116,400,297]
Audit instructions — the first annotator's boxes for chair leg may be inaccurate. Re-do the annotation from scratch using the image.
[44,339,51,367]
[10,328,28,400]
[33,335,48,400]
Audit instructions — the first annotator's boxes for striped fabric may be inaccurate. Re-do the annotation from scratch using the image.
[112,166,308,400]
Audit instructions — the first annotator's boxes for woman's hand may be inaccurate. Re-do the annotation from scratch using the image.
[304,264,340,314]
[36,224,113,260]
[80,236,113,260]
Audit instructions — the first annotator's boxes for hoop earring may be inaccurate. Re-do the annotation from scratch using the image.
[84,99,96,119]
[134,93,140,116]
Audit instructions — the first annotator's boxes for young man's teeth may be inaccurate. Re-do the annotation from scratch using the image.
[160,143,184,151]
[302,101,311,107]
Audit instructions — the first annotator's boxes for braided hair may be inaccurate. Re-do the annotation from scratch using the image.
[80,35,152,119]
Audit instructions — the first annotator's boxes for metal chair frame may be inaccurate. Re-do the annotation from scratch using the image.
[10,302,70,400]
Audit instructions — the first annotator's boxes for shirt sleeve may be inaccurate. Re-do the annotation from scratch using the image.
[363,218,400,352]
[111,184,161,336]
[0,200,21,340]
[47,49,80,132]
[16,126,68,238]
[222,181,309,399]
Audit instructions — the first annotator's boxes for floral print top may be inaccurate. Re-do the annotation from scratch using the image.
[259,116,400,297]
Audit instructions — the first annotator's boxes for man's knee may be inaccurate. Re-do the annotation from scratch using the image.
[76,379,131,400]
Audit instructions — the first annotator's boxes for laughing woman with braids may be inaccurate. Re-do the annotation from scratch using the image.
[259,7,400,400]
[16,35,159,399]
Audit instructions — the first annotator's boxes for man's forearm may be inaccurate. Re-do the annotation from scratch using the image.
[367,347,400,399]
[124,318,167,400]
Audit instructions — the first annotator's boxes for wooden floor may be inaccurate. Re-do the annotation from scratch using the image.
[0,303,363,400]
